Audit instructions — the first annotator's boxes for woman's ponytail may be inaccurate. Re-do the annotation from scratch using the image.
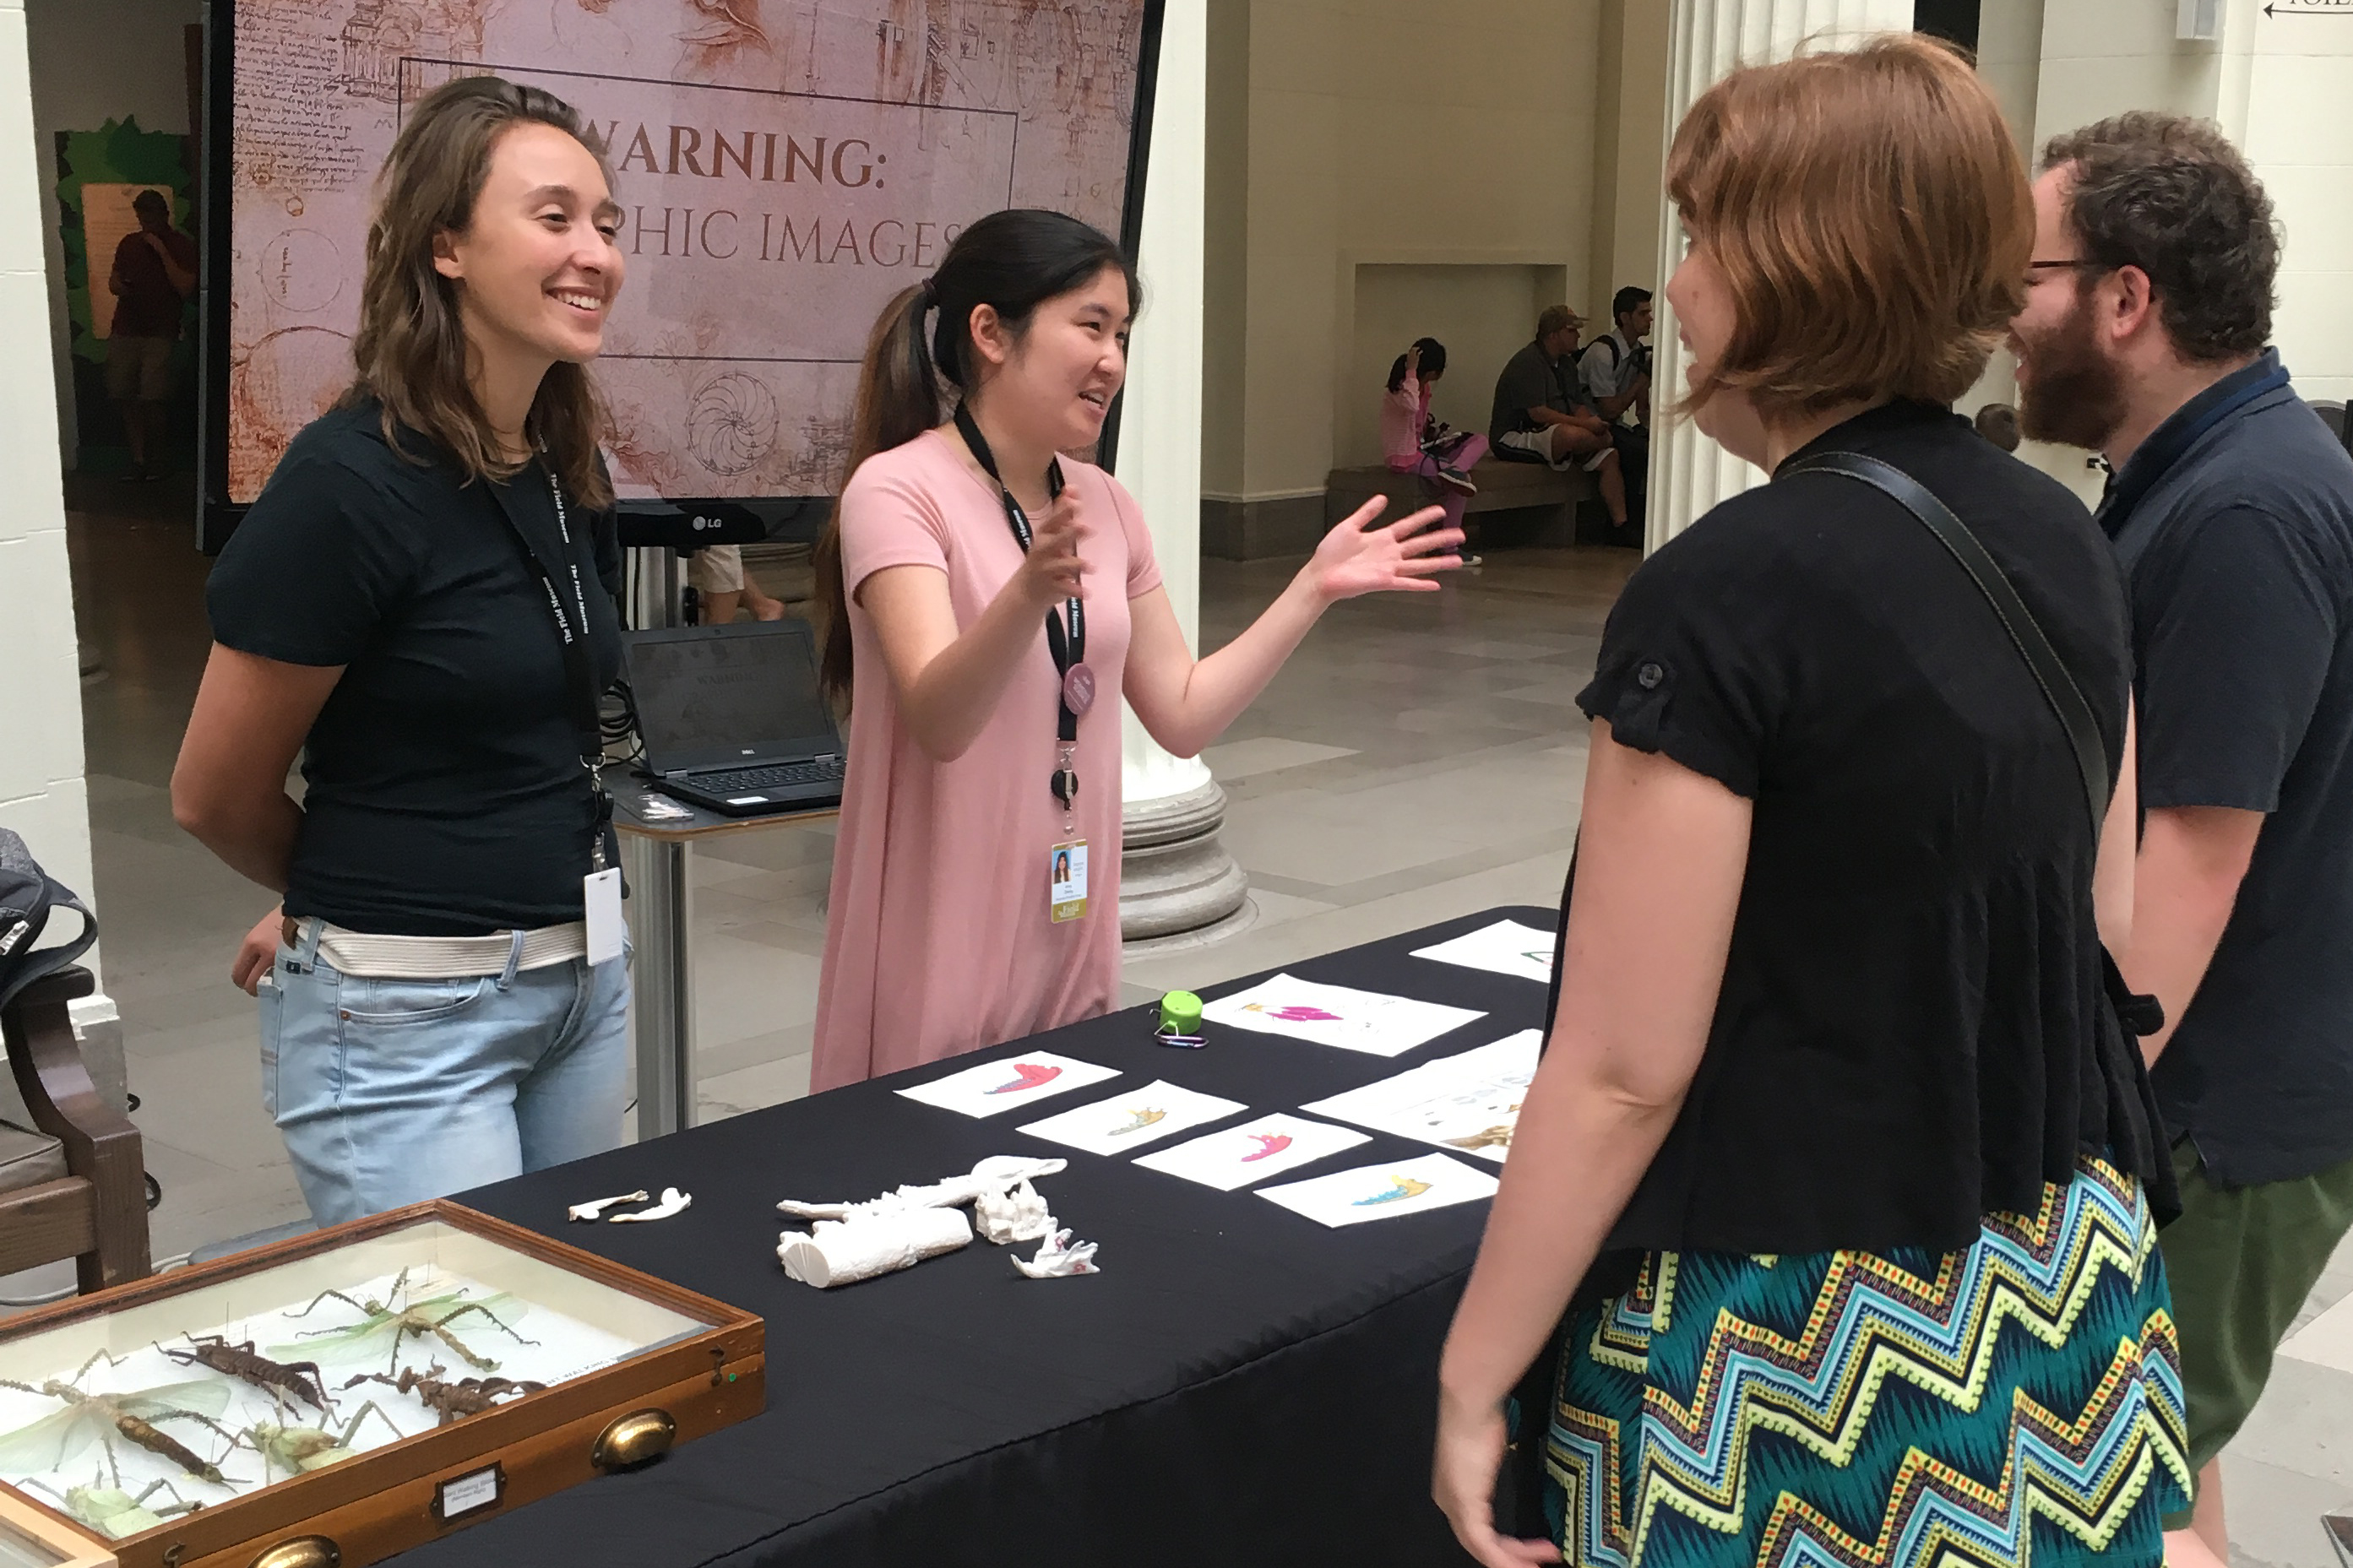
[815,285,939,706]
[813,210,1138,711]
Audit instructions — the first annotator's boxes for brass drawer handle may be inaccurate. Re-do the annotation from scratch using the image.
[251,1537,341,1568]
[593,1408,677,1471]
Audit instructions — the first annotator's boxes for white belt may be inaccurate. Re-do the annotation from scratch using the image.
[299,918,587,979]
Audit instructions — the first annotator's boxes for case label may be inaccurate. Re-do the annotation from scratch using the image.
[434,1464,505,1522]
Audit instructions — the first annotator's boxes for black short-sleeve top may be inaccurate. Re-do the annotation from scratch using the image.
[205,400,623,937]
[1558,400,2170,1256]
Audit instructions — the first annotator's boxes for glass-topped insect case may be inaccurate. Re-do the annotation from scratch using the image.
[0,1201,763,1568]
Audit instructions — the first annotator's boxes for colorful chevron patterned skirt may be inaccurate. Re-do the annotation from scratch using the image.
[1543,1158,2190,1566]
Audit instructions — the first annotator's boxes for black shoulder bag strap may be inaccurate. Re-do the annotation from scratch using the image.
[1780,450,2162,1039]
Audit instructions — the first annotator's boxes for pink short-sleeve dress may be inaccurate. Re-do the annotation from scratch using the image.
[811,427,1163,1091]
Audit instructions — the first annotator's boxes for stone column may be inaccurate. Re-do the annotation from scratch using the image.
[1117,0,1250,947]
[1647,0,1916,546]
[0,0,126,1109]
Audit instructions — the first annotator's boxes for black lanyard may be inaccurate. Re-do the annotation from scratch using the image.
[953,403,1088,807]
[489,464,612,869]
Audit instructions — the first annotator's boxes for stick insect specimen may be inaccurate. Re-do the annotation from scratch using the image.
[159,1334,331,1413]
[273,1268,536,1375]
[343,1365,545,1427]
[24,1473,200,1539]
[241,1403,406,1481]
[0,1352,236,1487]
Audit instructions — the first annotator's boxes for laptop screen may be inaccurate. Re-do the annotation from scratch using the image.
[626,621,840,773]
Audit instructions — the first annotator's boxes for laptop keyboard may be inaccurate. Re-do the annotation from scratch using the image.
[693,757,845,793]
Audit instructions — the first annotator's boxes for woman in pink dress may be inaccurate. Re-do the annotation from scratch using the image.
[811,210,1459,1089]
[1382,338,1490,565]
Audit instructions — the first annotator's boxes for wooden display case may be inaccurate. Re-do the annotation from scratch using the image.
[0,1201,763,1568]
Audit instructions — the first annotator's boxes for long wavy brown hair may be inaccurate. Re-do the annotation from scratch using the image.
[339,75,617,509]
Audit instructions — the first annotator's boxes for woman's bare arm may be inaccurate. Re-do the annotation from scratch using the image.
[171,645,340,892]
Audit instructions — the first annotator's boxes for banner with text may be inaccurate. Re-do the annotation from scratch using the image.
[222,0,1151,502]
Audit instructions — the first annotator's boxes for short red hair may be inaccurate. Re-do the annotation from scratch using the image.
[1666,35,2032,420]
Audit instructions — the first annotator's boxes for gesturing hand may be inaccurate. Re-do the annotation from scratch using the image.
[1014,490,1089,612]
[1431,1389,1558,1568]
[1307,496,1463,603]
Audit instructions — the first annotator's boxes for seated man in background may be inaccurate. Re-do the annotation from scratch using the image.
[1578,285,1653,426]
[1487,305,1629,538]
[1579,285,1653,536]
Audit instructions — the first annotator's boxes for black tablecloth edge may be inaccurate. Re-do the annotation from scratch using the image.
[704,1267,1476,1567]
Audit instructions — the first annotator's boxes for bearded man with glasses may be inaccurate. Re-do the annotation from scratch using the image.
[2013,111,2353,1568]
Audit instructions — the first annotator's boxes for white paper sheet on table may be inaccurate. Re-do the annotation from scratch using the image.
[1016,1080,1247,1154]
[1198,974,1486,1057]
[1410,920,1556,984]
[1132,1113,1372,1191]
[1300,1031,1540,1164]
[1255,1152,1500,1228]
[894,1050,1121,1118]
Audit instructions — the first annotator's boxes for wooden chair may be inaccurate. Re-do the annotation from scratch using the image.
[0,965,149,1292]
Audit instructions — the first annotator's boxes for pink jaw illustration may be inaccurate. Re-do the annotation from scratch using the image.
[986,1062,1064,1094]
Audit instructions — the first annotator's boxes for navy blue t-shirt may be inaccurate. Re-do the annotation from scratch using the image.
[205,401,624,936]
[2105,351,2353,1186]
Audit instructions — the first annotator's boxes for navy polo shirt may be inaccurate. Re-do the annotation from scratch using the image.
[2103,350,2353,1186]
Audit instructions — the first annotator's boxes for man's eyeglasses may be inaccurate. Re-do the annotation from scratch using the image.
[2025,258,2113,279]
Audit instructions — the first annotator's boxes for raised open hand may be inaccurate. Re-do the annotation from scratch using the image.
[1013,490,1089,611]
[1306,496,1463,602]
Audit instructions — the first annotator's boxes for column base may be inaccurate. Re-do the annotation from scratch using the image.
[1120,778,1250,947]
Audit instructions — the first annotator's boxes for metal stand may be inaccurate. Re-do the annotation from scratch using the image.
[626,829,695,1137]
[625,547,696,1139]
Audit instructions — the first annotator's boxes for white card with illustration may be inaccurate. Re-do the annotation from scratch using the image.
[894,1051,1122,1119]
[1016,1081,1247,1156]
[1254,1152,1501,1229]
[1131,1114,1372,1191]
[1300,1031,1540,1164]
[1409,920,1556,985]
[1198,975,1486,1058]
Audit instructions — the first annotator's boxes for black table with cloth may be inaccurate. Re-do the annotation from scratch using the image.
[406,906,1556,1567]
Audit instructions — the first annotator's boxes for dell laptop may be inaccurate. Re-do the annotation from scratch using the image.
[623,619,846,817]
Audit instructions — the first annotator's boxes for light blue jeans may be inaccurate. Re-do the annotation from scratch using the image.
[258,918,629,1226]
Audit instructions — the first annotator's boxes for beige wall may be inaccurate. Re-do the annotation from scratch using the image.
[1220,0,1605,503]
[1201,0,1250,502]
[2240,10,2353,408]
[1589,0,1668,326]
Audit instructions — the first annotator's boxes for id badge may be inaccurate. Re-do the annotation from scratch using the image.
[1049,840,1089,925]
[584,867,625,965]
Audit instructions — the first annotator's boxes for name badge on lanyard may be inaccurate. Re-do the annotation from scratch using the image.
[953,404,1097,924]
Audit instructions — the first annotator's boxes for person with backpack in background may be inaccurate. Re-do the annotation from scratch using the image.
[1579,285,1653,544]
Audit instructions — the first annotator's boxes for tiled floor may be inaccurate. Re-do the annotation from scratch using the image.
[55,475,2353,1563]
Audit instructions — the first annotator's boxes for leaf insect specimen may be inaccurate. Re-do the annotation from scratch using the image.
[342,1364,546,1427]
[0,1353,237,1486]
[158,1334,332,1413]
[274,1267,537,1375]
[240,1403,406,1480]
[24,1473,201,1539]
